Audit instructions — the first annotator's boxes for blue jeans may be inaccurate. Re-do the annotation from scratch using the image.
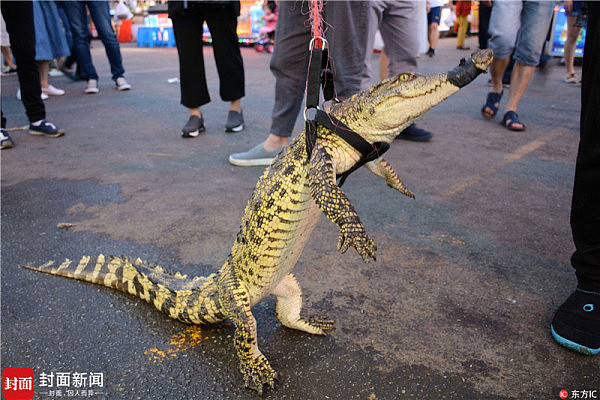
[62,0,125,81]
[488,0,554,66]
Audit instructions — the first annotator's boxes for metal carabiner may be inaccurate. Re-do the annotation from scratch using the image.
[309,36,328,51]
[303,106,320,122]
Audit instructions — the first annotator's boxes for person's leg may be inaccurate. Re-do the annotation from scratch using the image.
[378,50,388,82]
[171,10,208,137]
[86,0,125,80]
[61,1,97,81]
[482,0,521,117]
[171,12,210,110]
[324,0,369,98]
[376,0,432,142]
[267,0,312,145]
[1,0,45,123]
[428,12,440,54]
[571,1,600,294]
[551,1,600,356]
[504,62,534,112]
[456,15,469,48]
[478,2,492,49]
[503,0,554,127]
[377,0,418,76]
[361,0,384,90]
[564,15,581,77]
[38,60,49,89]
[205,10,244,108]
[229,1,312,165]
[205,7,244,132]
[1,46,16,70]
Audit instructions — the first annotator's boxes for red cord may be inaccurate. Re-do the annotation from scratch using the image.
[309,0,324,48]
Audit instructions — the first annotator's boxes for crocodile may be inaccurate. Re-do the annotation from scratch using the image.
[25,49,493,394]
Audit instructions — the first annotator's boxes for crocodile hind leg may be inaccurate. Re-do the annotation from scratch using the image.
[272,274,334,334]
[217,265,277,395]
[365,158,415,199]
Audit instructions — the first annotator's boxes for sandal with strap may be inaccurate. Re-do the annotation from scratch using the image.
[501,111,526,131]
[481,91,503,119]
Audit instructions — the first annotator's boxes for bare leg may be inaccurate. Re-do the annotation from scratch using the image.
[1,46,17,69]
[489,57,510,94]
[505,61,535,112]
[188,106,201,118]
[229,98,242,112]
[428,23,439,50]
[379,50,388,81]
[564,16,581,76]
[38,60,49,89]
[263,133,289,152]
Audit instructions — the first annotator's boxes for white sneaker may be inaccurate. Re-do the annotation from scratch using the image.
[564,73,578,84]
[85,79,99,94]
[17,89,48,100]
[115,77,131,91]
[42,85,65,96]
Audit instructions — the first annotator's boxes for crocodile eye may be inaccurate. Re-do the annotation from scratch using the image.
[399,73,410,81]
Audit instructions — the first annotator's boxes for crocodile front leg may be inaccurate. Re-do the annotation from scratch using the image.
[308,142,377,262]
[217,265,277,394]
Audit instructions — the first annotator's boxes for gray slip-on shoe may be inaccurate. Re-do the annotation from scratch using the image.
[225,110,244,132]
[229,143,281,167]
[181,115,205,138]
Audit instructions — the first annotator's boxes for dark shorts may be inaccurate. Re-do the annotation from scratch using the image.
[566,0,583,17]
[428,6,441,25]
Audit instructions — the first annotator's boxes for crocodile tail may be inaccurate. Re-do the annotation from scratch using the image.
[23,255,224,324]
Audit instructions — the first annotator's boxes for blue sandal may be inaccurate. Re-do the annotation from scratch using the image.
[481,91,503,119]
[501,111,526,131]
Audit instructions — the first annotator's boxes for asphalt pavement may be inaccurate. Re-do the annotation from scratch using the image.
[1,35,597,400]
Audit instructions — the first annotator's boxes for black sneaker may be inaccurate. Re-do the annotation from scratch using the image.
[396,124,433,142]
[29,120,65,138]
[181,115,205,138]
[426,48,435,57]
[551,288,600,356]
[1,128,15,149]
[225,110,244,133]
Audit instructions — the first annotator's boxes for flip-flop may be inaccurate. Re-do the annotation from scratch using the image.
[501,111,526,131]
[481,91,503,119]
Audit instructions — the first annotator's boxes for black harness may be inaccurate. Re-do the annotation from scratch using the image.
[303,38,389,187]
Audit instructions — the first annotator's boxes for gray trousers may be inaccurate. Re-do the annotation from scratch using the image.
[361,0,419,90]
[269,0,369,137]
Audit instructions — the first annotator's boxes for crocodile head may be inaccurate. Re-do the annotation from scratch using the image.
[330,49,493,145]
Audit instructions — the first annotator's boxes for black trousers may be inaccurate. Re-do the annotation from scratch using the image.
[478,2,492,50]
[1,0,45,128]
[571,2,600,291]
[171,7,245,109]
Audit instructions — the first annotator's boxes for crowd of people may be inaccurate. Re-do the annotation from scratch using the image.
[1,0,131,149]
[0,0,598,357]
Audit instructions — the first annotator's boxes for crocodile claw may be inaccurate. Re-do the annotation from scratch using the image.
[240,354,278,395]
[309,316,336,332]
[337,224,377,262]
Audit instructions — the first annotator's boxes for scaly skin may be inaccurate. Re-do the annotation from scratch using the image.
[25,50,493,394]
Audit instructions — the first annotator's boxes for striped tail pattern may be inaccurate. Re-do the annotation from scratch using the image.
[24,255,225,325]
